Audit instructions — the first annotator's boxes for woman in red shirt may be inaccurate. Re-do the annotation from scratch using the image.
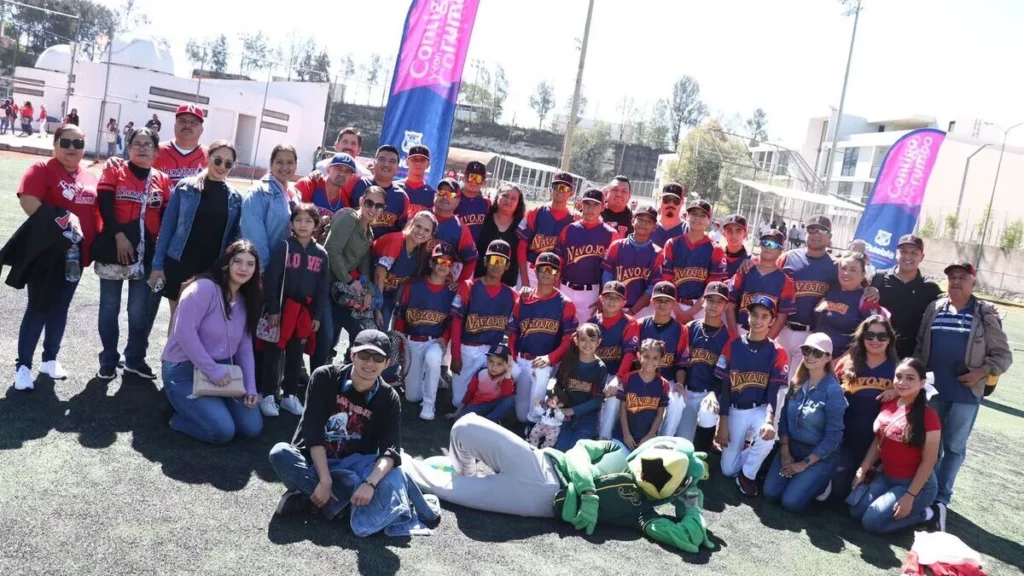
[849,357,943,533]
[93,127,172,381]
[13,124,98,390]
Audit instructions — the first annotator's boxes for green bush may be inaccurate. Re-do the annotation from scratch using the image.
[1000,218,1024,250]
[945,213,960,240]
[919,215,936,238]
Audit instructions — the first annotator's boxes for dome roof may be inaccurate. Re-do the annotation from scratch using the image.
[35,44,73,73]
[100,36,175,75]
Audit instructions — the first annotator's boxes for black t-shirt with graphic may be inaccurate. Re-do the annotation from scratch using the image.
[292,363,402,465]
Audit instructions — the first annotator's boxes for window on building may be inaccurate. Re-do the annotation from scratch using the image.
[837,181,853,198]
[776,153,789,176]
[764,151,774,170]
[841,147,859,177]
[870,146,890,178]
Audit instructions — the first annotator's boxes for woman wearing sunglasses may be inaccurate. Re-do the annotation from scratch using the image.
[10,124,98,390]
[829,315,899,501]
[92,127,172,381]
[150,140,243,326]
[475,184,524,287]
[763,332,847,512]
[372,210,437,333]
[813,252,886,357]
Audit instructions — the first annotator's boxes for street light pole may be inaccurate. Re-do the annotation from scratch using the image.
[955,143,989,214]
[560,0,594,172]
[822,0,862,195]
[975,121,1023,266]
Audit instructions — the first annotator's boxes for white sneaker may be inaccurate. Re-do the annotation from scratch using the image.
[280,395,304,416]
[260,395,280,417]
[420,406,435,421]
[14,366,33,391]
[39,360,68,380]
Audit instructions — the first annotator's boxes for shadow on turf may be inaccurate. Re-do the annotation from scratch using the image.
[0,375,64,449]
[267,515,405,574]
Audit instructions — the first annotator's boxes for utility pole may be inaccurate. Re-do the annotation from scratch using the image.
[822,0,861,195]
[560,0,594,172]
[63,15,80,116]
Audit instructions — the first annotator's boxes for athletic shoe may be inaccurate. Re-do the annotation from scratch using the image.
[815,480,833,502]
[736,473,759,497]
[275,490,309,516]
[14,366,34,391]
[420,407,435,421]
[280,395,304,416]
[929,502,947,532]
[124,363,157,380]
[260,395,280,417]
[96,366,118,381]
[39,360,68,380]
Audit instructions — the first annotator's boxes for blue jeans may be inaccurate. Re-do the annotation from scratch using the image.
[311,297,334,369]
[17,278,79,369]
[98,277,160,369]
[829,446,861,502]
[554,413,598,451]
[849,472,937,534]
[162,360,262,444]
[930,397,980,505]
[464,396,515,422]
[763,441,838,512]
[331,304,367,360]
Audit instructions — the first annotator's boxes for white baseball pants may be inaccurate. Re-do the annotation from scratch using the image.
[514,357,554,423]
[405,338,444,413]
[677,389,714,441]
[720,405,775,480]
[560,284,600,325]
[452,344,490,408]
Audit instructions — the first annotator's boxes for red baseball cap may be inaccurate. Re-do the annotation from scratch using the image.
[176,103,204,123]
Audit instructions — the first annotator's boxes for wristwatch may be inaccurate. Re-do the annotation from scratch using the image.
[802,457,812,466]
[363,479,378,489]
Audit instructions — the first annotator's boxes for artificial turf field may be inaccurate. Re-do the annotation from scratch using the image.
[0,153,1020,575]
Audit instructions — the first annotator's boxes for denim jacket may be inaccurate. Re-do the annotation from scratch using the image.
[240,175,293,270]
[779,373,847,460]
[331,453,440,537]
[152,176,242,272]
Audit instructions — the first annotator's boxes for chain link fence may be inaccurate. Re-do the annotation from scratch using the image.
[915,203,1024,250]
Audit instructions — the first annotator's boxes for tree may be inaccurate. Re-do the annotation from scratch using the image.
[4,0,120,65]
[238,31,270,77]
[185,38,211,71]
[491,64,509,122]
[312,50,331,83]
[117,0,150,34]
[746,108,769,145]
[341,54,356,81]
[364,53,382,85]
[647,99,671,149]
[560,88,587,128]
[210,34,228,74]
[669,75,709,147]
[570,123,613,180]
[667,119,751,206]
[528,81,555,129]
[616,96,638,142]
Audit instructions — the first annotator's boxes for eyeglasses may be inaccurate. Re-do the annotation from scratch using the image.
[434,257,454,267]
[807,226,828,235]
[436,189,458,199]
[466,173,484,184]
[130,141,155,151]
[553,183,573,195]
[661,195,681,206]
[537,265,558,276]
[800,346,828,359]
[362,198,387,211]
[486,255,509,267]
[212,157,234,169]
[863,331,890,342]
[355,350,387,364]
[58,138,85,150]
[375,156,399,166]
[760,239,783,250]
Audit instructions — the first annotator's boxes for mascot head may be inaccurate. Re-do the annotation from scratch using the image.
[626,437,708,500]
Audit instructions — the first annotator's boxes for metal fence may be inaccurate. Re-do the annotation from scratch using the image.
[915,204,1024,249]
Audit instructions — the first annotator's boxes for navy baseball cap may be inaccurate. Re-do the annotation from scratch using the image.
[662,182,684,198]
[407,145,430,160]
[944,259,976,276]
[806,215,832,232]
[328,153,358,172]
[601,281,626,298]
[651,281,677,301]
[438,177,461,195]
[485,239,512,259]
[552,172,575,188]
[723,214,747,229]
[633,205,657,221]
[536,252,562,270]
[487,342,510,361]
[703,281,729,301]
[746,295,777,317]
[431,242,456,260]
[465,161,487,176]
[686,199,712,218]
[581,188,603,204]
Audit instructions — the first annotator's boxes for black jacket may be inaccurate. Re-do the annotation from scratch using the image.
[0,204,76,312]
[264,237,330,321]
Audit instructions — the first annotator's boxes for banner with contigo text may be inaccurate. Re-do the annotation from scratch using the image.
[853,128,946,269]
[380,0,480,187]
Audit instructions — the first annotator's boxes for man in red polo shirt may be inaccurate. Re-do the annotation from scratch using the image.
[154,104,208,186]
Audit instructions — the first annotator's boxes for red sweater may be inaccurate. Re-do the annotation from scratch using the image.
[462,368,515,406]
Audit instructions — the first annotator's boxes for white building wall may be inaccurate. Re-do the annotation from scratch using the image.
[11,68,69,120]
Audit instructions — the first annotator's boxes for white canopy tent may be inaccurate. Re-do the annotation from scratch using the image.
[732,178,865,248]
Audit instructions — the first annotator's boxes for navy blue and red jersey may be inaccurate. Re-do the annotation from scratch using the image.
[779,250,838,325]
[815,286,883,355]
[590,312,639,377]
[650,222,686,248]
[714,336,789,415]
[394,278,455,340]
[428,214,479,281]
[451,279,518,349]
[457,194,491,244]
[518,205,576,265]
[295,176,346,219]
[729,267,797,329]
[682,321,733,393]
[399,179,435,218]
[153,142,207,187]
[507,288,577,361]
[625,316,689,381]
[602,236,662,307]
[616,371,671,441]
[836,355,895,461]
[349,178,409,238]
[372,232,421,297]
[660,235,728,301]
[724,247,751,285]
[557,220,619,286]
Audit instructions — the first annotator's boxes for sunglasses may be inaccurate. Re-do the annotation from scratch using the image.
[536,265,558,276]
[553,183,573,195]
[863,331,891,342]
[362,198,386,211]
[760,239,783,250]
[661,195,681,206]
[486,255,509,267]
[355,350,387,364]
[807,226,829,235]
[466,173,484,184]
[211,157,234,169]
[434,257,454,267]
[59,138,86,150]
[800,346,828,359]
[436,189,458,199]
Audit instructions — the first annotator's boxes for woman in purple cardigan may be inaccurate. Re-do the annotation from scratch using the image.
[161,240,264,444]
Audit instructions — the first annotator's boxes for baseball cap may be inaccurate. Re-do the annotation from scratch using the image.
[703,281,729,301]
[485,239,512,259]
[580,188,603,204]
[806,215,832,232]
[465,160,487,176]
[536,252,562,270]
[686,200,712,218]
[897,234,924,250]
[407,145,430,160]
[175,103,204,122]
[633,205,658,221]
[723,214,747,229]
[760,230,786,246]
[431,242,456,260]
[487,342,510,361]
[328,153,358,172]
[802,332,834,356]
[438,177,461,195]
[350,329,392,357]
[651,281,677,301]
[746,294,777,317]
[662,182,684,198]
[943,259,976,276]
[552,171,575,188]
[601,281,626,298]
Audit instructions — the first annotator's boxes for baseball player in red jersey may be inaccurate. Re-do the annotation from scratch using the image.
[153,104,207,186]
[557,187,620,324]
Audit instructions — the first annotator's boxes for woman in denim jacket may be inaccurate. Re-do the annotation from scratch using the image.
[150,140,242,324]
[764,332,848,512]
[240,144,297,270]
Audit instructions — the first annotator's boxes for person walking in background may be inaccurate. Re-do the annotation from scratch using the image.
[161,241,263,444]
[105,118,119,158]
[474,183,524,287]
[7,124,98,390]
[65,107,80,126]
[20,101,34,136]
[1,99,10,134]
[120,121,134,157]
[145,113,162,134]
[788,223,800,249]
[37,104,48,138]
[870,234,941,359]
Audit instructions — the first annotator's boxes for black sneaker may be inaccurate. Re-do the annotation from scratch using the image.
[96,366,118,381]
[124,363,157,380]
[275,490,309,516]
[929,502,947,532]
[736,473,759,497]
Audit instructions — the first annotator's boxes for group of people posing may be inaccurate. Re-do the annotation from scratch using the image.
[3,114,1012,543]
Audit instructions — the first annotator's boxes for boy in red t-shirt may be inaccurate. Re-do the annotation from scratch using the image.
[447,343,515,423]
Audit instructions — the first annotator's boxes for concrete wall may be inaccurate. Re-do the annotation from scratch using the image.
[919,237,1024,295]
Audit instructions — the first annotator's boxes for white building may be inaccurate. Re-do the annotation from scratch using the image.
[12,38,329,173]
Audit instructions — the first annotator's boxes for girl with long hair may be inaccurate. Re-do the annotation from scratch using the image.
[161,240,264,444]
[372,210,437,331]
[549,323,607,450]
[615,338,670,452]
[814,252,886,356]
[475,184,524,286]
[849,358,943,533]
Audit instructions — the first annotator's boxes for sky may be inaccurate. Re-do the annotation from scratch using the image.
[98,0,1024,147]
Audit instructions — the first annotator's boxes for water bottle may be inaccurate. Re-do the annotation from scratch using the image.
[65,244,81,282]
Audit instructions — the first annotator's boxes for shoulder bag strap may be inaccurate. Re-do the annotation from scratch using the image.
[135,171,153,262]
[218,291,234,368]
[279,240,289,311]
